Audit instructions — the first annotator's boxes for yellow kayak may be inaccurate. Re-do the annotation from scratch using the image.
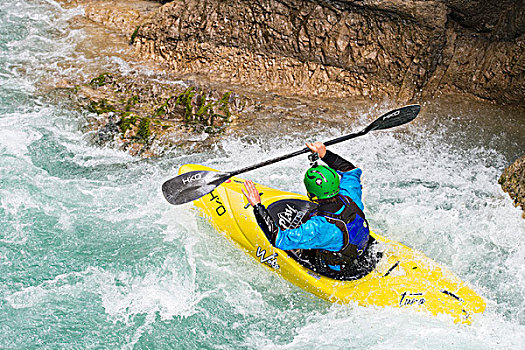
[178,164,486,324]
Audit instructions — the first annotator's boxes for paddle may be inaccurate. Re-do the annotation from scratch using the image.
[162,104,421,205]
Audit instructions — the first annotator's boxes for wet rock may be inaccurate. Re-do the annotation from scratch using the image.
[128,0,524,106]
[499,154,525,218]
[97,113,120,143]
[446,0,525,40]
[57,0,524,160]
[75,71,245,157]
[63,0,162,37]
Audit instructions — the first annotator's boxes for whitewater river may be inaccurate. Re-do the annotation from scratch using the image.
[1,1,524,349]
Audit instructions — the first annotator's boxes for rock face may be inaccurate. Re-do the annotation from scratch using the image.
[499,155,525,218]
[80,0,161,37]
[131,0,525,106]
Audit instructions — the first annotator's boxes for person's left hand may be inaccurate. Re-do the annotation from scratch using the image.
[242,180,261,206]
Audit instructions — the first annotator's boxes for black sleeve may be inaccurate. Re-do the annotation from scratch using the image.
[321,150,356,172]
[253,204,279,246]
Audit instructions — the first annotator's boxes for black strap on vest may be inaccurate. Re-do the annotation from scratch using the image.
[310,195,370,265]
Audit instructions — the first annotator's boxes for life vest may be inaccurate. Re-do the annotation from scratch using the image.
[310,195,370,267]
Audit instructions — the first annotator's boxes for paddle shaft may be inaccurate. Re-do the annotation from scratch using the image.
[162,104,420,205]
[228,129,367,178]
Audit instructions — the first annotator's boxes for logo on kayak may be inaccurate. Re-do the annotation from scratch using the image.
[399,292,426,306]
[209,190,226,216]
[277,204,307,230]
[182,173,202,184]
[256,246,280,269]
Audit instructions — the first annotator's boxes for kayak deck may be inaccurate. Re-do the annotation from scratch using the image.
[178,164,486,324]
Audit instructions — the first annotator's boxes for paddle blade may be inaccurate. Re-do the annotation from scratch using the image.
[365,104,420,133]
[162,170,232,205]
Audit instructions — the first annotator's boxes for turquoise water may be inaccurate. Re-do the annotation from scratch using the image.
[1,1,525,349]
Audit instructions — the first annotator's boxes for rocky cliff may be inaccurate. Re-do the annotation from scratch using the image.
[59,0,525,215]
[131,0,525,105]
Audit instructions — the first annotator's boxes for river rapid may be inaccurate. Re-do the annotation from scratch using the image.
[1,1,524,349]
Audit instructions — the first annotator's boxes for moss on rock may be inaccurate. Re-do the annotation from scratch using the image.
[129,25,140,45]
[118,112,138,134]
[77,71,243,157]
[89,73,113,88]
[137,117,152,140]
[87,99,116,114]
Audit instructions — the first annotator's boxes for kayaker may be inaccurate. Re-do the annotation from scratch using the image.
[242,142,379,280]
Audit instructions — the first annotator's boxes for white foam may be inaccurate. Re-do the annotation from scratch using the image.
[252,303,525,349]
[0,120,42,160]
[5,260,209,322]
[1,0,524,346]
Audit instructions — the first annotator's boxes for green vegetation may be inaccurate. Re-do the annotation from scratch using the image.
[87,99,116,114]
[137,117,152,140]
[217,91,232,119]
[171,87,232,133]
[118,112,138,134]
[125,95,139,111]
[89,73,112,88]
[154,104,167,117]
[117,113,152,142]
[83,71,240,157]
[175,87,197,122]
[130,26,140,45]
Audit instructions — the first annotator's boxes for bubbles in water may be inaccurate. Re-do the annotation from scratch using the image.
[0,0,524,349]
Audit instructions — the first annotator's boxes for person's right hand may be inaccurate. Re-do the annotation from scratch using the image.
[242,180,262,206]
[306,142,327,158]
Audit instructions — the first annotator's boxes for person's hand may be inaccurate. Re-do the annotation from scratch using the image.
[242,180,262,206]
[306,141,327,158]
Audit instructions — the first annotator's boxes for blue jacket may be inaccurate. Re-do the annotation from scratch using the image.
[274,168,364,252]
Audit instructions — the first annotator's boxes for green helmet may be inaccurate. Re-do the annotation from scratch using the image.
[303,165,340,200]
